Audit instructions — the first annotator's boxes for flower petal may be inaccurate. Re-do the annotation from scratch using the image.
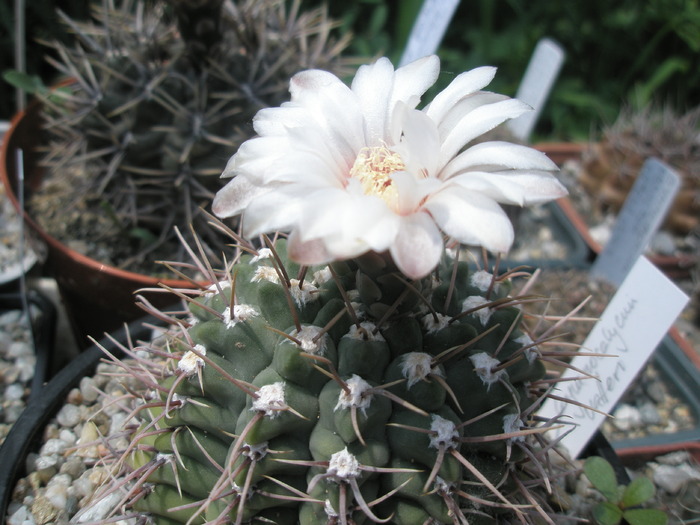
[425,187,514,253]
[351,57,395,144]
[212,176,268,219]
[448,171,568,205]
[240,186,301,236]
[290,69,365,157]
[425,66,497,124]
[287,230,332,266]
[443,141,558,179]
[390,55,440,110]
[390,212,444,279]
[440,98,531,166]
[221,136,288,180]
[390,170,442,215]
[392,104,441,177]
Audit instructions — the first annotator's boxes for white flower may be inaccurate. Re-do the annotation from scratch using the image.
[213,56,566,279]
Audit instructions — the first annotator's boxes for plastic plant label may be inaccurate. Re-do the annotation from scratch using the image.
[399,0,460,66]
[590,158,681,286]
[537,256,688,458]
[506,38,565,141]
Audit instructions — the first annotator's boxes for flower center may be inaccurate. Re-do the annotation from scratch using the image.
[349,146,405,205]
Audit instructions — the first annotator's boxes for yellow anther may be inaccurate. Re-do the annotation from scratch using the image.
[349,146,405,207]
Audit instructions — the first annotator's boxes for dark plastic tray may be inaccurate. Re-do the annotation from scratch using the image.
[611,333,700,450]
[507,200,593,269]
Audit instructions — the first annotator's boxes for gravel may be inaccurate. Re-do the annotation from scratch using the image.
[0,307,37,446]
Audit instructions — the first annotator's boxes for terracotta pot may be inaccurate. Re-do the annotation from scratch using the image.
[533,141,586,165]
[0,104,196,348]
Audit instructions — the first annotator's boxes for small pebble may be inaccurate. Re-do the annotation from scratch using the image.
[651,463,700,494]
[611,404,643,431]
[56,404,82,427]
[75,421,100,459]
[5,383,25,401]
[79,376,100,403]
[7,505,35,525]
[40,438,69,456]
[7,341,33,358]
[59,428,77,447]
[45,473,72,509]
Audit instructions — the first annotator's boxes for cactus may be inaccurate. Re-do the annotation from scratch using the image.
[84,55,583,524]
[85,233,587,525]
[580,105,700,234]
[26,0,350,273]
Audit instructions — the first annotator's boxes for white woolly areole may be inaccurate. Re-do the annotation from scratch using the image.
[206,280,232,293]
[328,448,361,480]
[429,414,459,450]
[313,266,332,285]
[515,333,539,363]
[421,312,450,333]
[156,453,174,463]
[243,441,269,460]
[470,270,495,293]
[289,279,318,307]
[250,248,273,263]
[401,352,441,388]
[345,321,384,342]
[503,413,525,442]
[335,374,373,413]
[252,382,287,417]
[223,304,259,329]
[434,476,453,494]
[172,393,187,403]
[178,344,206,376]
[324,500,338,518]
[461,295,492,325]
[469,352,505,386]
[252,265,280,284]
[290,325,327,355]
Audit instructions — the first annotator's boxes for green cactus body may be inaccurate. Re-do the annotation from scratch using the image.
[112,240,567,524]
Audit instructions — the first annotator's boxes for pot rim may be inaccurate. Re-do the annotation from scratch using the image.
[0,104,202,290]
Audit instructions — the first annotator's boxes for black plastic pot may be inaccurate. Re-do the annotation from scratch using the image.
[0,290,56,399]
[0,317,155,524]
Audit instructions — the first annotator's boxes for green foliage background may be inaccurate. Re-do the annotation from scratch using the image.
[3,0,700,140]
[312,0,700,140]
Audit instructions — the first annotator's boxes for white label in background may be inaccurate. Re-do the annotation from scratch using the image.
[399,0,460,66]
[537,256,688,459]
[590,157,681,286]
[507,38,565,141]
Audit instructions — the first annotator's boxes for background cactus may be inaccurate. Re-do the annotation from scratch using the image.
[88,231,584,525]
[25,0,350,274]
[579,105,700,235]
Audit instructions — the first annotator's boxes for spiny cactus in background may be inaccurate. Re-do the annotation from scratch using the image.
[29,0,350,272]
[89,234,584,524]
[580,105,700,235]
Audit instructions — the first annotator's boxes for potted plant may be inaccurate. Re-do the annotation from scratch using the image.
[0,0,350,345]
[2,52,636,524]
[557,105,700,279]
